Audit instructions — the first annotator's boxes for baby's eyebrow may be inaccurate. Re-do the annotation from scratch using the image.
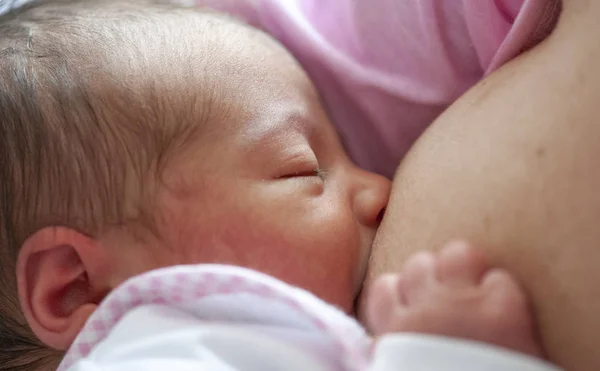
[244,107,313,144]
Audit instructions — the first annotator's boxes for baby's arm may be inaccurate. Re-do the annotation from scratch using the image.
[365,241,561,371]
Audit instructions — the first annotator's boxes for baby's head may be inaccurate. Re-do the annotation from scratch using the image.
[0,0,390,369]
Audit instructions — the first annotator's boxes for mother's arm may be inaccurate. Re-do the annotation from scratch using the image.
[363,2,600,370]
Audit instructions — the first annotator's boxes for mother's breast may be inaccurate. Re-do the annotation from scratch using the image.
[361,12,600,371]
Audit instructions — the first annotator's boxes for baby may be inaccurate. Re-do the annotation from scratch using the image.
[0,1,555,370]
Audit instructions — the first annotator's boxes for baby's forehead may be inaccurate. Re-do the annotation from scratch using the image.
[95,11,301,97]
[17,2,317,152]
[52,8,299,113]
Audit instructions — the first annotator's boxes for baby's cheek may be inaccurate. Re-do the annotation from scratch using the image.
[159,211,259,266]
[249,229,358,310]
[306,234,363,310]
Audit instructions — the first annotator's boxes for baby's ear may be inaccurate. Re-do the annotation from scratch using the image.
[16,227,110,350]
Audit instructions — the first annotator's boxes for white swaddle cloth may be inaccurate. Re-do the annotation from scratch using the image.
[58,264,561,371]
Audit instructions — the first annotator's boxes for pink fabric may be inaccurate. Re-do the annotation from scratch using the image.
[201,0,559,177]
[58,265,370,371]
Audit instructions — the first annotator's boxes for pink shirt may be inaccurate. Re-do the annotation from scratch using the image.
[202,0,560,177]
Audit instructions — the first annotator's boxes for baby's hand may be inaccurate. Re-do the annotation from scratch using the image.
[365,241,543,358]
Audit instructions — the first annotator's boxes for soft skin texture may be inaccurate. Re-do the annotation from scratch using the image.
[362,2,600,370]
[366,241,543,358]
[17,14,390,352]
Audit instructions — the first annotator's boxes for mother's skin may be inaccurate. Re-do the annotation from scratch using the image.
[363,1,600,370]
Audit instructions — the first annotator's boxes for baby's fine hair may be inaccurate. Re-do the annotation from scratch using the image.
[0,0,256,369]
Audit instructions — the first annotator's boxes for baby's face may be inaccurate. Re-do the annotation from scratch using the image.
[149,31,391,312]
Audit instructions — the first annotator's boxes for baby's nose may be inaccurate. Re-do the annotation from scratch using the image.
[352,169,391,227]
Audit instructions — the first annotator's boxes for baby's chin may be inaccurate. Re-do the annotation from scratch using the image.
[324,271,365,315]
[349,256,371,316]
[353,285,371,325]
[356,241,374,289]
[352,253,377,322]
